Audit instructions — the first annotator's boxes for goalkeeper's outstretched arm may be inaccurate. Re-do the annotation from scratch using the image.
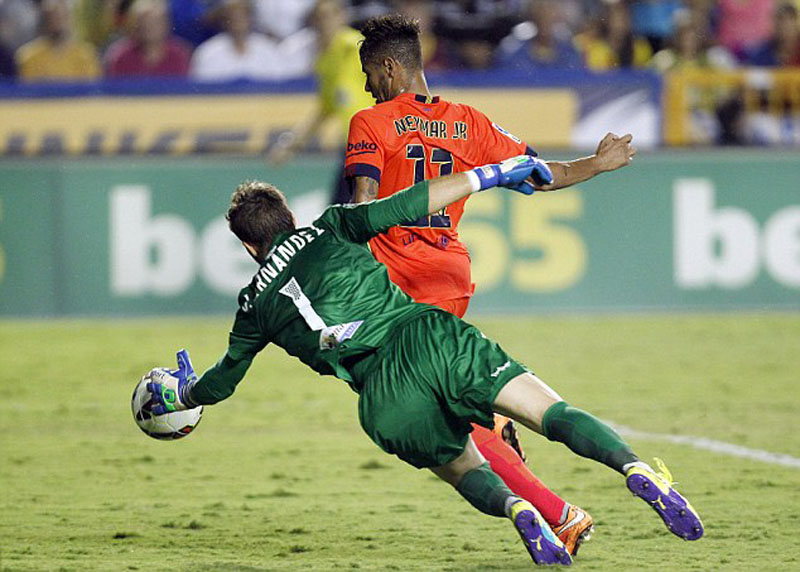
[148,349,254,413]
[360,155,552,238]
[360,155,552,242]
[188,353,254,406]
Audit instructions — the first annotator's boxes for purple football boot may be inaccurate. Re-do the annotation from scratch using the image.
[626,458,704,541]
[509,500,573,566]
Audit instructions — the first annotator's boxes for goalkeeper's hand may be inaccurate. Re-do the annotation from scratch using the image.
[469,155,553,195]
[146,349,198,415]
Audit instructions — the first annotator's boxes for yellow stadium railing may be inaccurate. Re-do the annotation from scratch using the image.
[664,68,800,146]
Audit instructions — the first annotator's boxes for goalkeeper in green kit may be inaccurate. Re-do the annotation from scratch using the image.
[147,155,703,566]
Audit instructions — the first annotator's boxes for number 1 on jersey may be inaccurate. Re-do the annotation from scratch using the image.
[403,144,453,228]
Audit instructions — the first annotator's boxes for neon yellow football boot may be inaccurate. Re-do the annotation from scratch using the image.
[626,458,704,541]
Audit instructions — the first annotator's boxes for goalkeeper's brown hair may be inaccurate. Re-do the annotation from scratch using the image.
[227,181,295,261]
[359,14,423,71]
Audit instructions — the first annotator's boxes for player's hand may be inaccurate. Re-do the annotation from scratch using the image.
[471,155,553,195]
[146,349,197,415]
[595,133,636,172]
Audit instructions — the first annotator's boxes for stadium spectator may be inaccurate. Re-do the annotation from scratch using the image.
[0,40,14,79]
[436,0,525,22]
[0,0,38,52]
[716,0,776,60]
[432,0,521,70]
[266,0,374,204]
[259,0,318,79]
[15,0,101,81]
[169,0,218,47]
[190,0,286,81]
[495,0,584,71]
[576,0,653,70]
[747,2,800,66]
[629,0,685,53]
[0,3,18,78]
[74,0,123,51]
[395,0,450,70]
[651,9,736,71]
[105,0,192,77]
[681,0,715,41]
[652,9,737,145]
[252,0,315,41]
[455,37,496,69]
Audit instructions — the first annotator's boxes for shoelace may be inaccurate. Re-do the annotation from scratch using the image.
[653,457,675,486]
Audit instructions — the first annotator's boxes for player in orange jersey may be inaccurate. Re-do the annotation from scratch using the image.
[345,14,636,556]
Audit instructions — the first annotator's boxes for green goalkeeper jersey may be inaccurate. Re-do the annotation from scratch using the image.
[190,180,438,405]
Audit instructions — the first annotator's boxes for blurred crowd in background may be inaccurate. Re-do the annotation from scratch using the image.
[0,0,799,83]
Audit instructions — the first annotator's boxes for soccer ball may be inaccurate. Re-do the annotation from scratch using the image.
[131,369,203,440]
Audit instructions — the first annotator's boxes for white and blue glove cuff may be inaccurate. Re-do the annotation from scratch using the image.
[466,164,500,193]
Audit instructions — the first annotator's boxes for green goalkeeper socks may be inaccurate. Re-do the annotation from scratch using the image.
[456,462,516,517]
[542,401,638,474]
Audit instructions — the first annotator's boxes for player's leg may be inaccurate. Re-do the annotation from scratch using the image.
[352,318,571,566]
[469,423,593,555]
[436,297,591,552]
[471,423,564,523]
[493,372,704,540]
[493,372,637,472]
[430,437,572,566]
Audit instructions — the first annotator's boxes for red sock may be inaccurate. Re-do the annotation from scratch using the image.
[471,423,567,527]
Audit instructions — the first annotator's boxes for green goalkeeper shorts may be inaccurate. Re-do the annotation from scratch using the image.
[350,310,527,469]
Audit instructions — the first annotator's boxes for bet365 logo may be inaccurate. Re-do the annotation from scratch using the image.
[109,186,254,296]
[674,179,800,289]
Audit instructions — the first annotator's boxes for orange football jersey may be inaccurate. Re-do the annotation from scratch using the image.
[345,92,532,305]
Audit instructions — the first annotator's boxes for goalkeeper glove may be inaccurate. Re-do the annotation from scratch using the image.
[468,155,553,195]
[146,349,198,415]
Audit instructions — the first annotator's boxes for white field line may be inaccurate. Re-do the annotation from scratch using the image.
[610,423,800,469]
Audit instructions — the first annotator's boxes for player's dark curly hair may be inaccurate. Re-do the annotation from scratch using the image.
[359,14,423,70]
[227,181,295,261]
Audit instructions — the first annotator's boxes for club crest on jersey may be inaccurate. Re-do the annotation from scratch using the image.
[492,123,522,144]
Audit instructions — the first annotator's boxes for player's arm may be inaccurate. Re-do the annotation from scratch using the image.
[268,61,342,165]
[537,133,636,191]
[324,155,549,242]
[190,353,254,405]
[345,111,384,202]
[370,155,551,232]
[267,106,330,165]
[147,307,265,413]
[352,176,379,203]
[147,349,255,413]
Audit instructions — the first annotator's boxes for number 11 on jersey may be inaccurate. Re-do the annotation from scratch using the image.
[402,144,453,228]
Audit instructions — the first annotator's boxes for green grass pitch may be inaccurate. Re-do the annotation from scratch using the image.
[2,313,799,571]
